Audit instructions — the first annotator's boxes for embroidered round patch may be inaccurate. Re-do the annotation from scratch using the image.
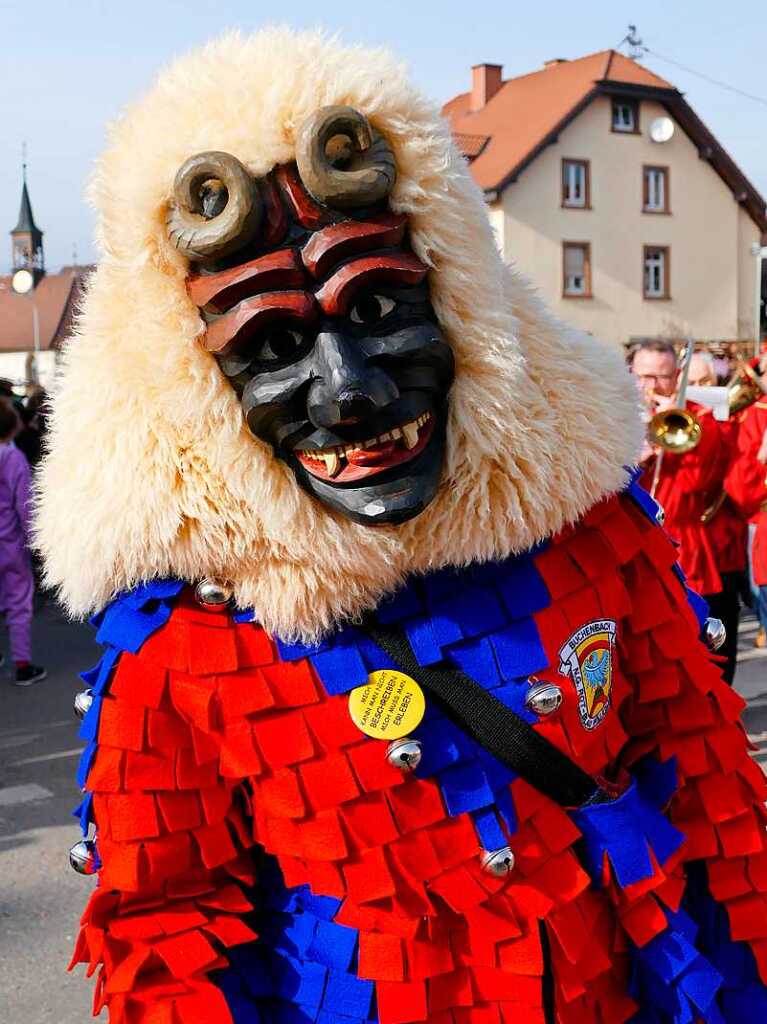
[558,619,617,730]
[348,670,426,739]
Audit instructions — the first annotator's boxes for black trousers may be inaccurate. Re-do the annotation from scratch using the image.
[703,571,744,685]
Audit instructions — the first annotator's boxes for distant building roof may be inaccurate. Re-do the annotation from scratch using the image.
[444,49,767,232]
[0,266,91,353]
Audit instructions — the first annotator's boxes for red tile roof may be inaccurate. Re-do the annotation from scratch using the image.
[444,50,674,192]
[0,268,90,353]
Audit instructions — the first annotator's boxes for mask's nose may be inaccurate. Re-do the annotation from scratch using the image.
[307,330,399,429]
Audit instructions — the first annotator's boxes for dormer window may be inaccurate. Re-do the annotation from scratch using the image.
[612,99,638,133]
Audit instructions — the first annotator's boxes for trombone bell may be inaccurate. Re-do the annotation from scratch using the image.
[647,407,703,453]
[727,363,762,415]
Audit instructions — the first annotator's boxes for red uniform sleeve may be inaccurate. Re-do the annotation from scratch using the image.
[704,418,748,575]
[725,401,767,520]
[72,608,263,1024]
[617,495,767,980]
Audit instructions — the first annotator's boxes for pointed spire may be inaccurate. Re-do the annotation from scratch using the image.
[13,181,39,234]
[13,143,40,235]
[10,146,44,277]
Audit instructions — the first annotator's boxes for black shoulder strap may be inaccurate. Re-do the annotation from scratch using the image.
[359,614,604,808]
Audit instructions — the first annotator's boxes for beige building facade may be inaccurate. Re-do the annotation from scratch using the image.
[445,51,766,349]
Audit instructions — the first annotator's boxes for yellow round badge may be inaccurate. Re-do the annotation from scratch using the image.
[348,670,426,740]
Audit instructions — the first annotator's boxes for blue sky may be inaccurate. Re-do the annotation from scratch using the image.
[3,0,766,270]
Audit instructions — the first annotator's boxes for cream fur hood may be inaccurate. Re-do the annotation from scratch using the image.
[35,28,643,640]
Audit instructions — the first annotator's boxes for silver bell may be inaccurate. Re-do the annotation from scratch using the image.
[481,845,515,877]
[525,681,563,716]
[704,617,726,651]
[69,839,98,875]
[195,577,234,609]
[73,688,94,720]
[386,737,422,771]
[655,503,666,526]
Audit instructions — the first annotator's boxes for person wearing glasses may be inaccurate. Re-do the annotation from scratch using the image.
[631,341,726,647]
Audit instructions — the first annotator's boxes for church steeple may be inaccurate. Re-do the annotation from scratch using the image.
[10,156,44,283]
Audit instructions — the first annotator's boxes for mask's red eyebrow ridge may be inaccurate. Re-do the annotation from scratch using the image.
[301,214,408,279]
[259,173,289,249]
[315,254,428,317]
[187,250,306,313]
[276,165,332,230]
[203,291,316,355]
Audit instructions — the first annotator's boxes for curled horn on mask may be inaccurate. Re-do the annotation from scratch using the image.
[295,105,397,209]
[166,151,263,260]
[166,107,396,261]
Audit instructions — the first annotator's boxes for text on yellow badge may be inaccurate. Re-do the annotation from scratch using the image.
[348,670,425,740]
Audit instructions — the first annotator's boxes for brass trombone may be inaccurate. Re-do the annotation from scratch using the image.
[726,359,763,415]
[647,342,702,498]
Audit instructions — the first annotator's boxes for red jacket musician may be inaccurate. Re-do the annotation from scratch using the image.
[686,353,748,684]
[726,389,767,644]
[632,341,726,640]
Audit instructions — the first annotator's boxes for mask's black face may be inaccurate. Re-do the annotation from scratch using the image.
[172,107,456,526]
[183,159,454,527]
[215,277,454,526]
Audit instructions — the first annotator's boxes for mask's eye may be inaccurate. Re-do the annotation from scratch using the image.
[349,294,396,325]
[253,327,306,364]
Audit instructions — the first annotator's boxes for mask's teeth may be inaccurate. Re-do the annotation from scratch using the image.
[402,421,420,450]
[323,451,341,477]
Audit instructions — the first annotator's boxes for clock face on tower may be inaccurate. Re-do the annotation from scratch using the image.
[11,269,34,295]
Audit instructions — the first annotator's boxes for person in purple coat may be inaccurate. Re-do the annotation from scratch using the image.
[0,399,46,685]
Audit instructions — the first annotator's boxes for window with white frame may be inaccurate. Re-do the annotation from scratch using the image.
[562,159,589,208]
[644,247,669,299]
[612,99,637,132]
[643,167,668,212]
[563,242,591,297]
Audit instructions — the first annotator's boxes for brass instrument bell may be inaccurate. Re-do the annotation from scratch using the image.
[647,406,702,454]
[727,361,762,415]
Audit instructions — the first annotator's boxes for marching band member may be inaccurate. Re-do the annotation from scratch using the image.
[688,352,748,683]
[753,429,767,646]
[687,351,719,389]
[631,340,724,604]
[726,386,767,647]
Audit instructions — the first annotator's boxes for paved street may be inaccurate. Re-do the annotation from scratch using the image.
[0,601,765,1023]
[0,603,99,1024]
